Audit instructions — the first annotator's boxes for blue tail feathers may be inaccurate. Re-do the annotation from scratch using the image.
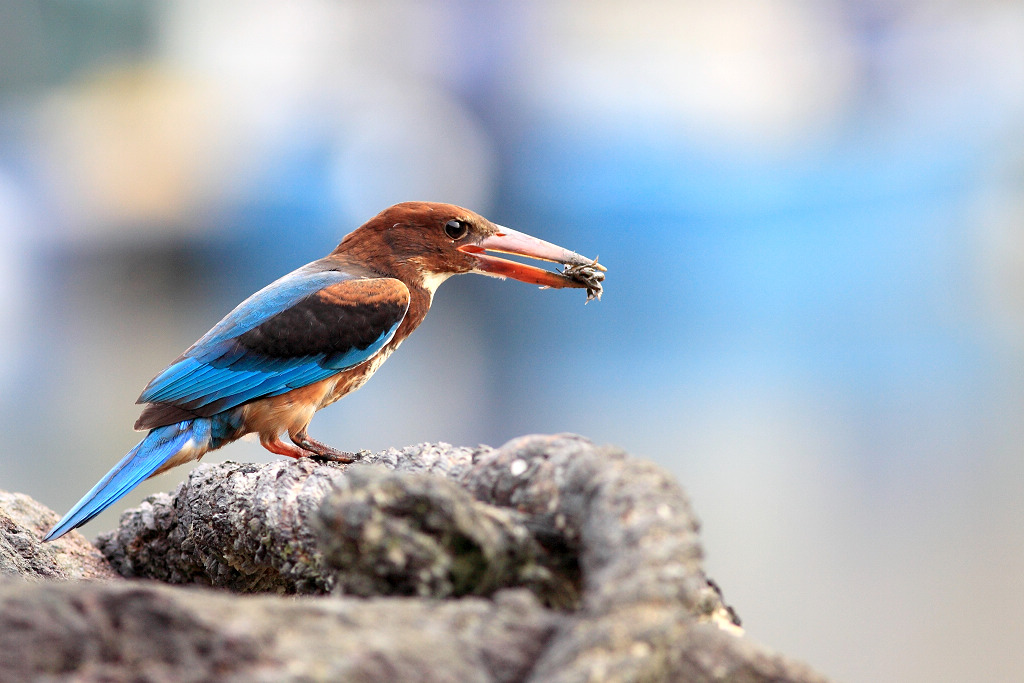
[43,419,212,542]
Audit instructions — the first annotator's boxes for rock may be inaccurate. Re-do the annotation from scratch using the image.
[1,435,830,682]
[95,459,343,593]
[0,580,556,682]
[96,444,487,593]
[0,491,118,581]
[462,434,756,681]
[316,465,578,607]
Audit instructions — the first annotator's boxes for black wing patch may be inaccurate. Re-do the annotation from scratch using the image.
[235,278,409,364]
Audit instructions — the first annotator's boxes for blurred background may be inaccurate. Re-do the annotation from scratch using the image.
[1,1,1023,680]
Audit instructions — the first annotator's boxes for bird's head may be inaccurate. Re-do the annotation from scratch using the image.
[334,202,605,298]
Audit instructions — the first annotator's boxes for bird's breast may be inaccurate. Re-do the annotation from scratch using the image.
[319,342,400,409]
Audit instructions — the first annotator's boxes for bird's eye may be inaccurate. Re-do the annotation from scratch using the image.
[444,219,469,240]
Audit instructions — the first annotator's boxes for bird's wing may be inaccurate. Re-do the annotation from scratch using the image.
[135,269,409,429]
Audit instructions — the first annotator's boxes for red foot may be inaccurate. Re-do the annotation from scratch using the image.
[261,437,312,459]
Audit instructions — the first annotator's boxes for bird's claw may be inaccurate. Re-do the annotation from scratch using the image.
[309,451,356,464]
[293,433,360,464]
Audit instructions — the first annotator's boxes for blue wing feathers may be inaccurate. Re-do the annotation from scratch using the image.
[139,269,354,404]
[136,271,408,426]
[195,270,346,347]
[141,358,205,402]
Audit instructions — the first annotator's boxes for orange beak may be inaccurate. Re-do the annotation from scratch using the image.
[459,226,605,291]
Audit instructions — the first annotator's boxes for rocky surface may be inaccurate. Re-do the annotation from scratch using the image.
[0,491,118,581]
[0,580,556,682]
[0,434,830,682]
[94,443,488,594]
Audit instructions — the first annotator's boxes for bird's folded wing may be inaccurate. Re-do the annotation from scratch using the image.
[135,270,409,429]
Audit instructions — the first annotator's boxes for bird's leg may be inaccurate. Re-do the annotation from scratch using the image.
[290,429,356,463]
[260,436,314,460]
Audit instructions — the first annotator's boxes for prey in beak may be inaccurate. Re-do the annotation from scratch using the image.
[459,226,606,302]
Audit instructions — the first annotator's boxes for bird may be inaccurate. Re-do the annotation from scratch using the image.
[43,201,605,541]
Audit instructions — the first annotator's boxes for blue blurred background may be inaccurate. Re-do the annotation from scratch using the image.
[2,2,1023,681]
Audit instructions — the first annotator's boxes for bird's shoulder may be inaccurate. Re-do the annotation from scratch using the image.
[232,273,411,360]
[193,261,408,351]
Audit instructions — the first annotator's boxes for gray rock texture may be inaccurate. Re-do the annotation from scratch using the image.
[0,434,830,682]
[0,581,555,682]
[0,491,118,581]
[95,443,488,593]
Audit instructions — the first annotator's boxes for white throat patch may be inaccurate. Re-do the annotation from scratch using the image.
[419,270,453,297]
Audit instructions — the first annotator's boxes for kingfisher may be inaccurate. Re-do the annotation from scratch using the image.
[43,202,604,541]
